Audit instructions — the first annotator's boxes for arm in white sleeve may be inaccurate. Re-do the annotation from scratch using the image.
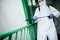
[33,8,40,22]
[49,6,60,17]
[33,8,39,18]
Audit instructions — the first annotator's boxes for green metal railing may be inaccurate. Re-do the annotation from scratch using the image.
[0,0,37,40]
[0,23,36,40]
[22,0,37,40]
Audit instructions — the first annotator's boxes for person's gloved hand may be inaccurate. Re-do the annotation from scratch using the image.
[49,14,54,19]
[33,16,38,21]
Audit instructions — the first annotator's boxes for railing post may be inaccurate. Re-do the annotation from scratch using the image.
[15,32,18,40]
[20,30,22,40]
[23,29,25,40]
[9,35,12,40]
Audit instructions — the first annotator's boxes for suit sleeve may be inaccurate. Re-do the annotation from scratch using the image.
[49,6,60,17]
[33,8,40,22]
[33,8,39,18]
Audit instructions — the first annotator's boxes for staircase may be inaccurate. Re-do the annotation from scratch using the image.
[0,23,36,40]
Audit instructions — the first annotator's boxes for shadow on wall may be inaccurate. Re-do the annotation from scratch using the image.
[53,0,60,34]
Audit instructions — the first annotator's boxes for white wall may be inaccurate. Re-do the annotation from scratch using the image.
[0,0,27,34]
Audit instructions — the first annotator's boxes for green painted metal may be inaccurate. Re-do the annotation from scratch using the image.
[0,23,35,40]
[22,0,30,24]
[20,30,22,40]
[23,29,25,40]
[9,35,12,40]
[15,32,18,40]
[0,0,37,40]
[22,0,36,40]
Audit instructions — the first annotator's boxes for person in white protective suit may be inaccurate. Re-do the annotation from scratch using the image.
[33,0,60,40]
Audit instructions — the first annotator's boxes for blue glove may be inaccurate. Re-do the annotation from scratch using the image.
[33,16,38,21]
[49,14,54,19]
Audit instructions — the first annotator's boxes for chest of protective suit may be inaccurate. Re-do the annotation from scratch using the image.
[39,5,51,17]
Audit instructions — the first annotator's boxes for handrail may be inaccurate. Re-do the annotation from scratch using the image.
[0,22,36,40]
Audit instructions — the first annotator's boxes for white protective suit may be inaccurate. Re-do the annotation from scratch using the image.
[33,0,60,40]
